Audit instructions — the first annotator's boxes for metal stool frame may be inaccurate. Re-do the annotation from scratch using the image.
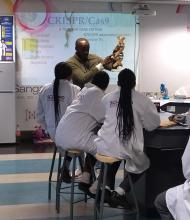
[48,144,57,200]
[56,149,88,220]
[94,158,140,220]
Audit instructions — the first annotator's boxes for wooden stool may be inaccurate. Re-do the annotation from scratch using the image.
[56,148,87,220]
[94,153,139,220]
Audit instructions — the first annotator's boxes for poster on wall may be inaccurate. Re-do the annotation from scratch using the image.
[16,13,138,85]
[15,12,138,130]
[16,84,42,131]
[0,15,14,62]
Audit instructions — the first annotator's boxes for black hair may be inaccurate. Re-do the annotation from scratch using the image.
[91,71,110,90]
[75,38,89,48]
[53,62,72,125]
[116,68,136,143]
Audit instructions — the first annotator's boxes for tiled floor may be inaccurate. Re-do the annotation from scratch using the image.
[0,141,161,220]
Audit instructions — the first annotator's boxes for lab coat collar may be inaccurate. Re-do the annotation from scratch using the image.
[84,82,94,88]
[84,82,105,94]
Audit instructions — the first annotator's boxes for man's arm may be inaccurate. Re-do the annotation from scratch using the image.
[67,54,103,88]
[182,109,190,180]
[67,54,115,88]
[141,97,161,131]
[69,63,101,88]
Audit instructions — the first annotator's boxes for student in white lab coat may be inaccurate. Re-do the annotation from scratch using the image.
[36,62,80,141]
[154,110,190,220]
[55,71,110,184]
[55,71,110,154]
[89,68,160,206]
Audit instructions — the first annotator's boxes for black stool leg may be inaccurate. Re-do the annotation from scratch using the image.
[55,151,88,217]
[99,163,108,220]
[128,173,140,220]
[94,162,104,220]
[56,151,67,213]
[48,145,57,200]
[57,152,62,182]
[77,155,88,203]
[70,154,77,220]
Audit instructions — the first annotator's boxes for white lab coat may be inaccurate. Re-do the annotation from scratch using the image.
[166,111,190,220]
[55,83,106,155]
[36,80,80,141]
[94,88,160,174]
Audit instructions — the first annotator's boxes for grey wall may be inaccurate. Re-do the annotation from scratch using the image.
[139,4,190,95]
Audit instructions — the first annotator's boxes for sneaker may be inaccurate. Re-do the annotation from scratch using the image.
[102,188,112,203]
[78,182,96,199]
[95,168,101,178]
[93,188,111,203]
[61,169,71,183]
[88,180,112,203]
[108,191,132,209]
[78,182,91,193]
[75,168,82,177]
[87,189,96,199]
[89,180,98,195]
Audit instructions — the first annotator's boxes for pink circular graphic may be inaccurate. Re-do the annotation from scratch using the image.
[13,0,51,34]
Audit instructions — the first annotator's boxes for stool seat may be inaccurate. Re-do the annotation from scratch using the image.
[95,153,121,164]
[56,148,83,156]
[68,149,83,155]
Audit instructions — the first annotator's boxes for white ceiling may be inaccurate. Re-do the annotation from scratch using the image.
[71,0,190,4]
[132,0,190,4]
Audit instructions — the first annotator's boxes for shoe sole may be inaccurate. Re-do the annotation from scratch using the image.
[78,183,91,193]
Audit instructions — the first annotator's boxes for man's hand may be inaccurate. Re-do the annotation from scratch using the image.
[102,51,124,71]
[102,55,114,71]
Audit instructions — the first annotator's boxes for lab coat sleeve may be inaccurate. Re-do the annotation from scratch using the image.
[186,109,190,128]
[141,98,160,131]
[182,136,190,180]
[35,93,47,130]
[182,109,190,179]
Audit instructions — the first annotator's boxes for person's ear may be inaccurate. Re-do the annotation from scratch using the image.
[67,75,72,81]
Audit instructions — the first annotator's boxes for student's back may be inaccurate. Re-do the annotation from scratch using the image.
[94,68,160,173]
[36,62,80,141]
[55,83,105,154]
[55,71,110,155]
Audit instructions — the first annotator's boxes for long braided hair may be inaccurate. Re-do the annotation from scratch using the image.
[53,62,72,125]
[116,68,136,143]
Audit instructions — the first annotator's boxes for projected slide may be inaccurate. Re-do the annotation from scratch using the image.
[16,13,138,85]
[0,16,14,62]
